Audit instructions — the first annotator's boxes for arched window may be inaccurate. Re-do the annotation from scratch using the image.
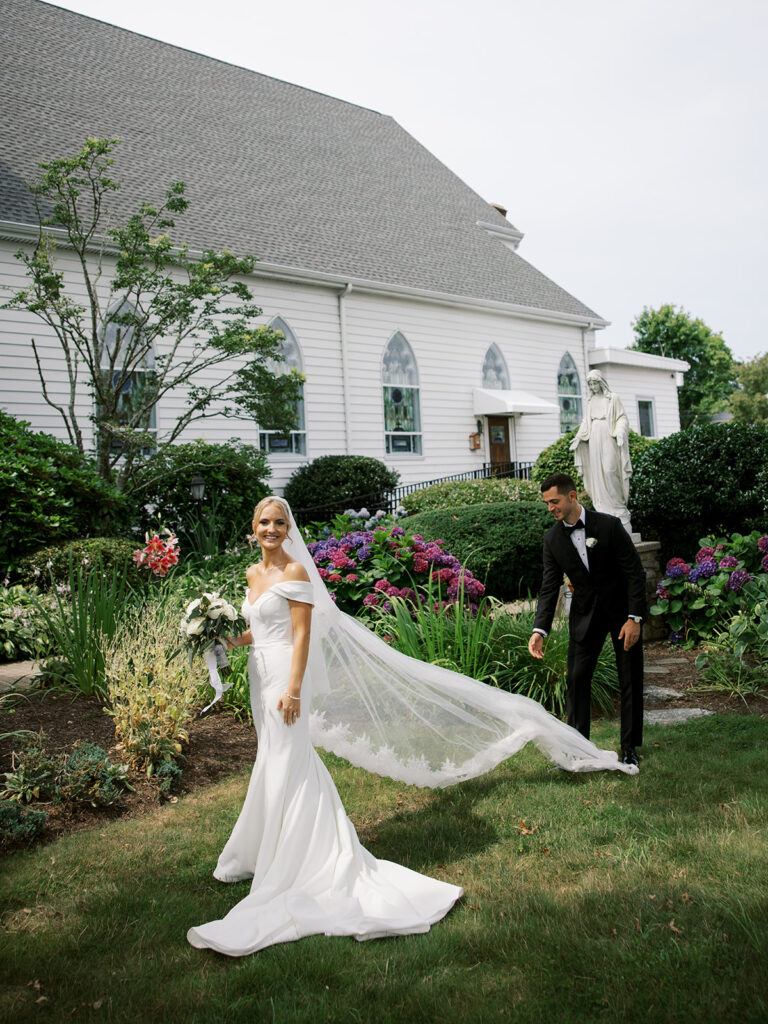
[482,344,510,389]
[558,353,583,433]
[382,332,422,455]
[101,299,156,451]
[259,316,306,455]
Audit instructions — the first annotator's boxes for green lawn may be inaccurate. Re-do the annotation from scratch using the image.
[2,714,767,1023]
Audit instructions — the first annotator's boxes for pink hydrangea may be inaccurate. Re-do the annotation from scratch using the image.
[718,555,739,569]
[374,578,391,592]
[758,536,768,555]
[345,573,359,583]
[413,555,429,573]
[317,567,330,580]
[695,546,716,563]
[362,593,380,607]
[762,554,768,573]
[327,573,342,583]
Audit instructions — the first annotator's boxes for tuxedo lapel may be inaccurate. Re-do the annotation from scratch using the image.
[555,522,591,579]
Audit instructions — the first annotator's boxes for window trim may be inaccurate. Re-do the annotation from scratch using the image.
[259,315,307,457]
[557,352,583,435]
[381,331,423,456]
[636,396,657,438]
[482,343,511,390]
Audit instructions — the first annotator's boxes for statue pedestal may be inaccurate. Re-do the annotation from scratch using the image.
[634,539,666,640]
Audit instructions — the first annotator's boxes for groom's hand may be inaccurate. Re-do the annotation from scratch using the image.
[528,633,544,659]
[618,619,641,651]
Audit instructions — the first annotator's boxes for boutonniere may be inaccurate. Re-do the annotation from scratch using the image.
[585,537,598,549]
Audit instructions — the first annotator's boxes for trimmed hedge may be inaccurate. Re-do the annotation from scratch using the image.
[284,456,399,521]
[12,537,144,592]
[403,500,552,600]
[127,439,271,548]
[629,422,768,558]
[532,428,654,494]
[0,411,128,565]
[402,477,540,515]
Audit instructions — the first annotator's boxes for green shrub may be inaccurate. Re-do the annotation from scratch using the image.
[34,556,136,699]
[629,423,768,557]
[12,537,143,593]
[0,733,130,807]
[403,501,553,600]
[0,801,48,845]
[127,439,271,554]
[532,428,654,494]
[284,456,399,521]
[105,602,202,774]
[402,477,539,514]
[0,411,129,564]
[0,585,55,661]
[55,741,132,807]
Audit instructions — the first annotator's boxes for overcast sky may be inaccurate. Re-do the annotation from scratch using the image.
[52,0,766,361]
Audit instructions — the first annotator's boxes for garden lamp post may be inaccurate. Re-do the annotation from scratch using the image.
[190,474,206,513]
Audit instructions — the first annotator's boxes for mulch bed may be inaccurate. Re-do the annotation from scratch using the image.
[1,642,765,854]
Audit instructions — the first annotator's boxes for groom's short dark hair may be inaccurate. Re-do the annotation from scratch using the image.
[540,473,578,495]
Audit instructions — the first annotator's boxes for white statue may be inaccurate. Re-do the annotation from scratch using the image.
[570,369,634,534]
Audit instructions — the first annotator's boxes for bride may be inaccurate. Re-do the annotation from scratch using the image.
[187,496,637,957]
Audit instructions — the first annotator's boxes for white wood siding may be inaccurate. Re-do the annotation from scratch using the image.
[0,238,682,498]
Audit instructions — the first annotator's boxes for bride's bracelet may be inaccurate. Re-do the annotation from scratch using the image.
[283,692,301,704]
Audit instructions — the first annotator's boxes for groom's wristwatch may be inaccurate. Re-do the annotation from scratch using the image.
[628,615,642,623]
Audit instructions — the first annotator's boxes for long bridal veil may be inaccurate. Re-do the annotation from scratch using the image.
[270,499,638,784]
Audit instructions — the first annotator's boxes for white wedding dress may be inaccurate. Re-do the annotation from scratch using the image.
[187,581,463,957]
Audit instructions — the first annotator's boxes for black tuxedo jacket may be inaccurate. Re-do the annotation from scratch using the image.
[533,509,647,643]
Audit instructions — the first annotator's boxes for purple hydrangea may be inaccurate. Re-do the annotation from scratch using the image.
[669,629,685,645]
[687,566,702,584]
[665,558,690,580]
[718,555,739,569]
[728,569,752,592]
[695,546,716,564]
[758,536,768,555]
[762,554,768,574]
[696,558,718,580]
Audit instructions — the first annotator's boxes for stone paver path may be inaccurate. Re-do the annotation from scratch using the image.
[643,684,684,703]
[0,660,41,694]
[644,707,715,725]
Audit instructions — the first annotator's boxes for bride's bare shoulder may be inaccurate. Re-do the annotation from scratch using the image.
[245,563,260,581]
[282,560,310,583]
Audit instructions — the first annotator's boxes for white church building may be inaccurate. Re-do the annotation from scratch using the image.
[0,0,688,493]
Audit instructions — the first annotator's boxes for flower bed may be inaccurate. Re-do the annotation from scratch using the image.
[307,524,485,616]
[650,530,768,643]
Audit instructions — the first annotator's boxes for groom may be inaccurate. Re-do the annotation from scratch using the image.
[528,473,646,767]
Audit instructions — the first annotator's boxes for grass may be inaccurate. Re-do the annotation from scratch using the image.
[1,714,767,1023]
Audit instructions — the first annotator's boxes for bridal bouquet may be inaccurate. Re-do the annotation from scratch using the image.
[179,592,246,713]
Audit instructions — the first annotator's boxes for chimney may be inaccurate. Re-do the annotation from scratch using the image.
[491,203,507,218]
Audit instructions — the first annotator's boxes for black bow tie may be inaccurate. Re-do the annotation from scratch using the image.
[564,520,585,531]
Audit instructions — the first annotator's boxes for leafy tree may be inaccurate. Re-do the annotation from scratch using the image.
[629,305,735,428]
[3,137,302,485]
[729,352,768,425]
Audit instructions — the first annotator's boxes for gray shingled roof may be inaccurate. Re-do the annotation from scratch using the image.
[0,0,602,320]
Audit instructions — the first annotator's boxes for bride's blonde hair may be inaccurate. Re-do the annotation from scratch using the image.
[250,496,292,544]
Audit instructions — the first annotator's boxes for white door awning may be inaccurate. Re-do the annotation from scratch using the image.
[473,388,559,416]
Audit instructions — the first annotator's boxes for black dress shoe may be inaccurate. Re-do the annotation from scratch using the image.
[621,747,639,767]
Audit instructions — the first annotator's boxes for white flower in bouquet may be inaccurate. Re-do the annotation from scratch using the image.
[179,590,247,714]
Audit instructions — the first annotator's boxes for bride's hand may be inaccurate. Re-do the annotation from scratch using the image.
[277,691,301,726]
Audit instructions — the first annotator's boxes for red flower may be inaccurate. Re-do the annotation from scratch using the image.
[327,573,342,583]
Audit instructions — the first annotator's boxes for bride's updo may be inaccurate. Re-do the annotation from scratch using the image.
[251,496,292,542]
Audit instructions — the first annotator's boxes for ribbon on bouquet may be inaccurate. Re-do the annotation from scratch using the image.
[201,645,234,714]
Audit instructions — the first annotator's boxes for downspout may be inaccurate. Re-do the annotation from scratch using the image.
[338,283,353,454]
[581,321,594,401]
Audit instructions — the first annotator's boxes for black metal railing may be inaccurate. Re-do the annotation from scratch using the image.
[293,460,535,524]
